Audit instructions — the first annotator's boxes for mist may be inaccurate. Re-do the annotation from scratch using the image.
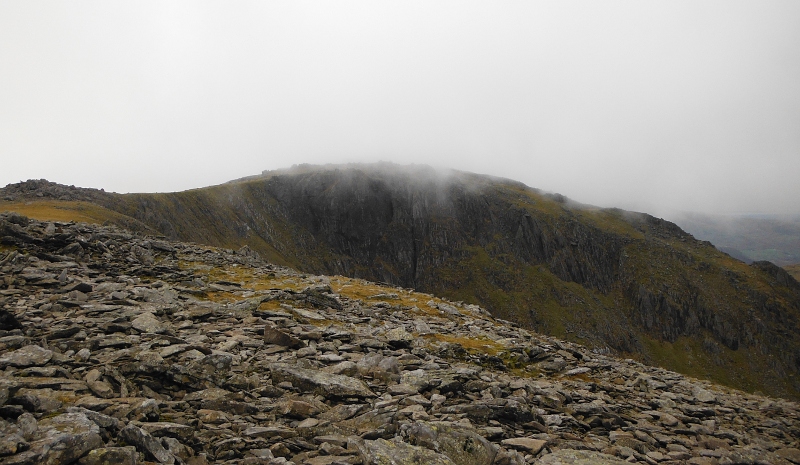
[1,1,799,216]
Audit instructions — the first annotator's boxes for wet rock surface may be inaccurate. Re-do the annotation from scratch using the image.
[0,212,798,465]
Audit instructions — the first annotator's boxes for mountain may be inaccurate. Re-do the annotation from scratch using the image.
[2,163,800,400]
[0,212,798,465]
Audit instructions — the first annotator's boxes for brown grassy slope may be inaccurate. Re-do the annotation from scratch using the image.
[0,200,157,234]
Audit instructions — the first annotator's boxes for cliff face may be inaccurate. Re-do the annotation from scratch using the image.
[2,164,800,399]
[249,167,626,291]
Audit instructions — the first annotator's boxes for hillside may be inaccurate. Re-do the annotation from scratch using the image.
[0,213,798,465]
[2,164,800,400]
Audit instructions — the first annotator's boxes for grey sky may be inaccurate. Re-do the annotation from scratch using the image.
[1,1,799,215]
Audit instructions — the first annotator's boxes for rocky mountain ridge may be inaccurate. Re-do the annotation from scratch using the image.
[1,165,800,400]
[1,213,799,465]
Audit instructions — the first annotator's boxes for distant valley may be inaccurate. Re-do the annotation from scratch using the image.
[787,264,800,282]
[670,212,800,267]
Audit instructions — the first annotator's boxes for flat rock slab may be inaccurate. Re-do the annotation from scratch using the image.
[270,364,375,398]
[12,388,71,412]
[289,307,327,321]
[502,437,547,455]
[536,449,629,465]
[242,426,297,439]
[78,446,139,465]
[1,376,88,392]
[136,421,195,441]
[264,325,305,349]
[0,345,53,368]
[358,438,457,465]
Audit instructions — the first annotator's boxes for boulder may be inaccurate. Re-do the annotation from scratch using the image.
[131,312,171,334]
[402,421,498,465]
[270,364,375,398]
[356,438,457,465]
[18,412,104,465]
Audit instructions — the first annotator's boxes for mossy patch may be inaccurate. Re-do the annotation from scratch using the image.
[330,276,439,313]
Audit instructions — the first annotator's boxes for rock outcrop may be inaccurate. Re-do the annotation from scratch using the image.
[1,212,799,464]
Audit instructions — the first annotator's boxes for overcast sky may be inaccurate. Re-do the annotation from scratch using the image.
[1,1,798,216]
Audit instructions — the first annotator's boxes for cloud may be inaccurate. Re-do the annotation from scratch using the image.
[1,1,798,214]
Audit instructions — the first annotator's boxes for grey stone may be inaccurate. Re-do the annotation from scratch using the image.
[131,312,170,334]
[493,448,527,465]
[78,446,139,465]
[357,438,457,465]
[243,426,297,439]
[10,388,67,412]
[66,407,122,431]
[0,345,53,368]
[136,421,194,441]
[119,423,175,464]
[535,449,629,464]
[386,327,413,348]
[501,437,547,455]
[75,348,91,362]
[270,364,375,398]
[693,386,717,404]
[16,413,37,441]
[403,421,498,465]
[24,412,104,465]
[128,398,161,422]
[85,369,115,399]
[264,325,305,349]
[0,430,27,457]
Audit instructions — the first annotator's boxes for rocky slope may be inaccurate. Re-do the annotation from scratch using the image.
[2,165,800,400]
[1,213,799,465]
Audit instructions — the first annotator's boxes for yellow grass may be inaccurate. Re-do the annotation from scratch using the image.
[0,200,124,224]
